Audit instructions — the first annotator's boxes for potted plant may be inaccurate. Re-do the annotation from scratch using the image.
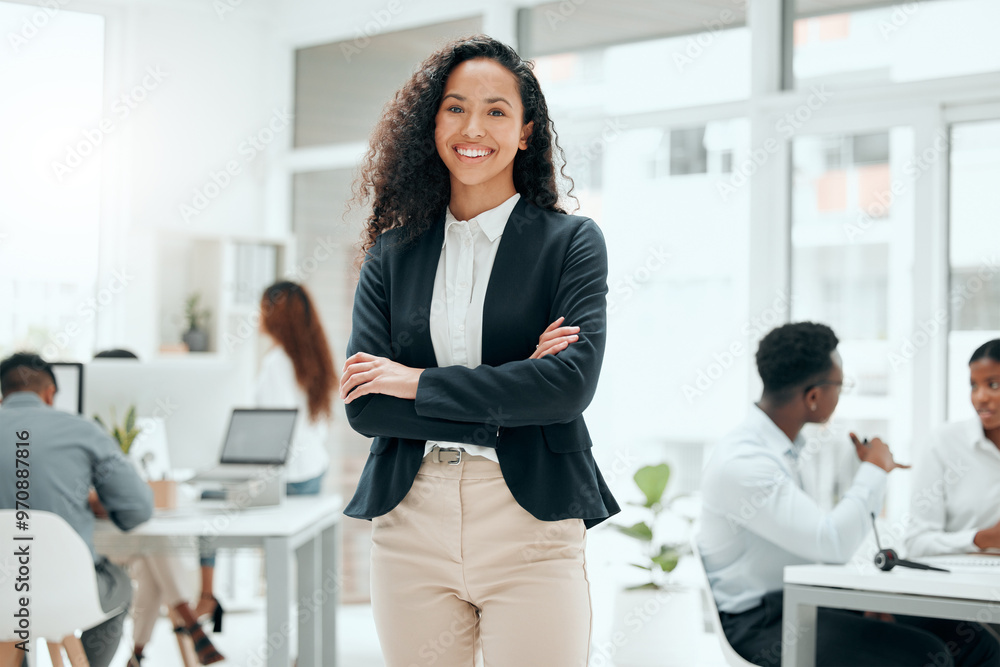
[614,464,684,589]
[94,408,175,508]
[182,292,211,352]
[609,463,701,667]
[93,405,141,454]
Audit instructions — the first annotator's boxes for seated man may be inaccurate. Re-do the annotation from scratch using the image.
[697,323,998,667]
[0,353,153,667]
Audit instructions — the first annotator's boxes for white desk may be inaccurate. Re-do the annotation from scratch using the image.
[781,562,1000,667]
[94,495,343,667]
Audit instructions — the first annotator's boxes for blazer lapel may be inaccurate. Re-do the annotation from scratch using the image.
[395,215,444,369]
[481,197,544,366]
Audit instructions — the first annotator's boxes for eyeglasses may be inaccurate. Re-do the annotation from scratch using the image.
[804,378,855,395]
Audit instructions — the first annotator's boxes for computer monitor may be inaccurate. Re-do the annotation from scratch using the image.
[50,362,83,414]
[85,358,254,470]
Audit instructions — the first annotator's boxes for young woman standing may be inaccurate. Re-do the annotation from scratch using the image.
[340,35,620,667]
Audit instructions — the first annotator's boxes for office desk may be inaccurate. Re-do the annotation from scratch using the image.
[781,563,1000,667]
[94,495,342,667]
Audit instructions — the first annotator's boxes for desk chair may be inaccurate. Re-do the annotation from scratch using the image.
[691,538,756,667]
[0,510,127,667]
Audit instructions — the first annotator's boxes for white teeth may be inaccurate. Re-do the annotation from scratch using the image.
[456,147,493,158]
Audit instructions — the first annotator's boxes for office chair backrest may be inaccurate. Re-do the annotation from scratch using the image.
[690,536,757,667]
[0,510,120,641]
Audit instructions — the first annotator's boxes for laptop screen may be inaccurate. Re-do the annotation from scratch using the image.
[219,409,298,465]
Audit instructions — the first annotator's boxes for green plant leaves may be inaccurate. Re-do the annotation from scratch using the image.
[634,463,671,508]
[652,545,680,573]
[93,405,142,455]
[613,521,653,542]
[625,582,661,591]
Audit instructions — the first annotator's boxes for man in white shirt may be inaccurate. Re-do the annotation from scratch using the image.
[698,323,999,667]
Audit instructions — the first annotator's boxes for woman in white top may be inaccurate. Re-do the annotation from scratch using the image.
[905,338,1000,557]
[195,281,338,618]
[253,281,336,489]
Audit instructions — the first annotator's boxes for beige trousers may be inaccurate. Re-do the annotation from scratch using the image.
[370,453,592,667]
[131,554,190,645]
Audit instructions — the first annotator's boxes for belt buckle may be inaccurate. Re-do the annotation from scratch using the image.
[433,446,463,465]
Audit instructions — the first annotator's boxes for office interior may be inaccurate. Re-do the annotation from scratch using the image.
[2,0,999,664]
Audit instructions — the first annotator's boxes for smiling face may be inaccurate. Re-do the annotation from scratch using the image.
[434,58,534,211]
[971,357,1000,431]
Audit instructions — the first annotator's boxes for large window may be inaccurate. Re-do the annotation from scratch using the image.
[792,0,1000,89]
[0,3,105,361]
[533,35,752,456]
[947,119,1000,420]
[790,127,916,509]
[534,28,750,118]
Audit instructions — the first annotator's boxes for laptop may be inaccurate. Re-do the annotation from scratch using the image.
[189,408,298,482]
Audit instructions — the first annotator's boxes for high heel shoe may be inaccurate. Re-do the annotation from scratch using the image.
[197,593,224,633]
[177,623,225,665]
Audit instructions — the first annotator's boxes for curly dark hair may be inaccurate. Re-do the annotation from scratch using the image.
[350,34,574,258]
[756,322,840,400]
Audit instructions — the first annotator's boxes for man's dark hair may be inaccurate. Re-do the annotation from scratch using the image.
[756,322,839,401]
[969,339,1000,365]
[0,352,58,397]
[94,348,139,360]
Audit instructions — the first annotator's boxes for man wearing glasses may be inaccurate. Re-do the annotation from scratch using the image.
[696,322,998,667]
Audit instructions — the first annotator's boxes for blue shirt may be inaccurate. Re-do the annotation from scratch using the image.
[0,391,153,562]
[697,404,887,613]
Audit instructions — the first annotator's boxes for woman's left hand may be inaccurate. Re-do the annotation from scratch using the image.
[341,352,423,404]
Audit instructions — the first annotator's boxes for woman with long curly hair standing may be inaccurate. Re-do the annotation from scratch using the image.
[340,35,620,666]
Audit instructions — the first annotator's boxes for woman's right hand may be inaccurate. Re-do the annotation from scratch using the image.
[529,316,580,360]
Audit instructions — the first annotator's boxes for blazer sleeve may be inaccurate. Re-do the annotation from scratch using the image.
[345,232,500,445]
[414,219,608,428]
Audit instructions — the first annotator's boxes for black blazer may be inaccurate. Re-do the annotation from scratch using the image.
[342,197,620,528]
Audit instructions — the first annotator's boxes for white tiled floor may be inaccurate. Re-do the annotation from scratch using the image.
[40,527,730,667]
